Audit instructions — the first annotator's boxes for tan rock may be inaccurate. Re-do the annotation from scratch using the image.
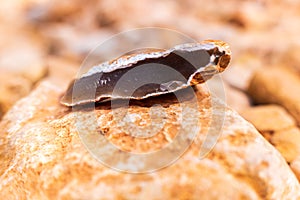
[200,78,250,113]
[248,67,300,126]
[222,53,262,91]
[241,104,300,179]
[0,31,48,116]
[0,72,32,114]
[271,128,300,163]
[0,104,3,119]
[0,80,299,199]
[241,105,296,133]
[278,45,300,75]
[0,36,47,83]
[291,156,300,181]
[224,84,251,113]
[46,56,79,87]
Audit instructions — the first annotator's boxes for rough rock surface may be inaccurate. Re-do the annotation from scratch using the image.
[0,79,299,200]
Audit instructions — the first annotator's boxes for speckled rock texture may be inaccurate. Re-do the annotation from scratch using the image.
[0,79,299,200]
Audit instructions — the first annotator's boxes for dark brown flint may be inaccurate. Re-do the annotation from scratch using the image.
[61,40,231,106]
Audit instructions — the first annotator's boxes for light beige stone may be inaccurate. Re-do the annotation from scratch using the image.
[0,80,299,199]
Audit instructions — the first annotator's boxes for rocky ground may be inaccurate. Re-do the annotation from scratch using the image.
[1,0,300,199]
